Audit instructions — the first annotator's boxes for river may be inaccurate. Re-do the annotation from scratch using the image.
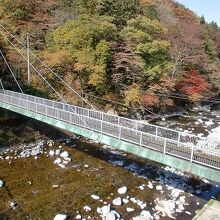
[0,107,220,220]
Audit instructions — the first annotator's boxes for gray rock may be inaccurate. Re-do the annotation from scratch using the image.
[0,180,4,187]
[60,151,69,158]
[55,149,61,156]
[118,186,128,194]
[54,158,62,164]
[126,207,135,212]
[106,212,116,220]
[101,205,111,216]
[54,214,67,220]
[113,197,122,206]
[49,150,55,156]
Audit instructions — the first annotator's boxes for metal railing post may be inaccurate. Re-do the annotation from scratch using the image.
[156,126,158,140]
[119,126,122,140]
[100,120,103,134]
[140,132,143,147]
[163,139,167,154]
[177,132,180,147]
[190,144,194,162]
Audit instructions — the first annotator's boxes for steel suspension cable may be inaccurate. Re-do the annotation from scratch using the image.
[0,50,23,93]
[0,33,98,133]
[0,25,95,109]
[0,24,161,116]
[0,78,9,103]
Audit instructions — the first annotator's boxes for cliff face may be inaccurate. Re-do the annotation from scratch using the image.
[0,0,220,113]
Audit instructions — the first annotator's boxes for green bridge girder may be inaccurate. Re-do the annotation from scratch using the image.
[1,101,220,183]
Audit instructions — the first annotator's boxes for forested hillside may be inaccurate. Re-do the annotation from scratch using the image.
[0,0,220,115]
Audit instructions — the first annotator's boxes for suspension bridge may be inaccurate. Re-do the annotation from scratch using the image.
[0,25,220,182]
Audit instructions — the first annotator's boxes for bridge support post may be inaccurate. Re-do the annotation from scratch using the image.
[177,132,180,147]
[100,120,103,134]
[140,132,143,146]
[119,126,122,140]
[163,139,167,154]
[190,144,194,162]
[27,34,31,84]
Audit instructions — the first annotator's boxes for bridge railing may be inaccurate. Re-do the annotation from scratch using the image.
[0,90,220,170]
[1,90,202,146]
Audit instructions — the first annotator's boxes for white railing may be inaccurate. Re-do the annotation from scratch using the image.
[0,90,220,170]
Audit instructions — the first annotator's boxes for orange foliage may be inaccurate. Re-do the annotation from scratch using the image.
[141,93,159,107]
[177,70,211,102]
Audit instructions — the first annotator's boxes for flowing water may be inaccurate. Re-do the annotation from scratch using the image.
[0,107,220,219]
[151,105,220,141]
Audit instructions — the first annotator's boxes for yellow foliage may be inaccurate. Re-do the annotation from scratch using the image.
[124,84,141,107]
[42,50,72,67]
[89,65,106,86]
[140,0,156,7]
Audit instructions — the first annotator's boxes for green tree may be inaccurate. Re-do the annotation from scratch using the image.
[99,0,140,27]
[122,16,172,82]
[204,38,218,62]
[46,16,115,94]
[200,15,206,24]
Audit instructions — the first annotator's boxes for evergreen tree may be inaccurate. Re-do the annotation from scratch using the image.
[200,15,206,24]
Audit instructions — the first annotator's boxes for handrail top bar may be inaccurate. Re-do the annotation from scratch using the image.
[0,91,207,150]
[0,89,204,140]
[1,91,220,171]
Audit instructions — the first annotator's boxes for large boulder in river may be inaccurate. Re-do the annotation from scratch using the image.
[60,151,69,158]
[0,180,4,187]
[54,214,67,220]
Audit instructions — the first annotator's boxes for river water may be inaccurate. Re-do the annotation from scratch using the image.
[0,107,220,219]
[151,105,220,142]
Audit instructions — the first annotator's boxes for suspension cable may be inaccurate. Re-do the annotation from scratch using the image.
[0,24,160,116]
[0,50,23,93]
[0,32,97,133]
[0,24,159,114]
[0,78,9,103]
[0,79,5,93]
[0,24,95,109]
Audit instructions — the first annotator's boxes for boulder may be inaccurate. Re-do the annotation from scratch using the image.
[55,149,61,156]
[113,197,122,206]
[156,185,162,191]
[106,212,116,220]
[49,150,55,156]
[91,195,100,200]
[0,180,4,187]
[118,186,128,194]
[76,214,81,219]
[54,158,62,164]
[126,207,135,212]
[83,206,91,212]
[60,151,69,158]
[54,214,67,220]
[100,205,111,216]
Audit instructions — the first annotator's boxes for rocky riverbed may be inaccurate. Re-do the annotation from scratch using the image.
[0,134,219,220]
[1,107,220,220]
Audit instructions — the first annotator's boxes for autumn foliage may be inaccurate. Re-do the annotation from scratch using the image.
[141,93,159,107]
[0,0,220,112]
[177,70,211,102]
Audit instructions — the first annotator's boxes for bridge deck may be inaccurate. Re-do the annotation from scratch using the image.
[0,90,220,177]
